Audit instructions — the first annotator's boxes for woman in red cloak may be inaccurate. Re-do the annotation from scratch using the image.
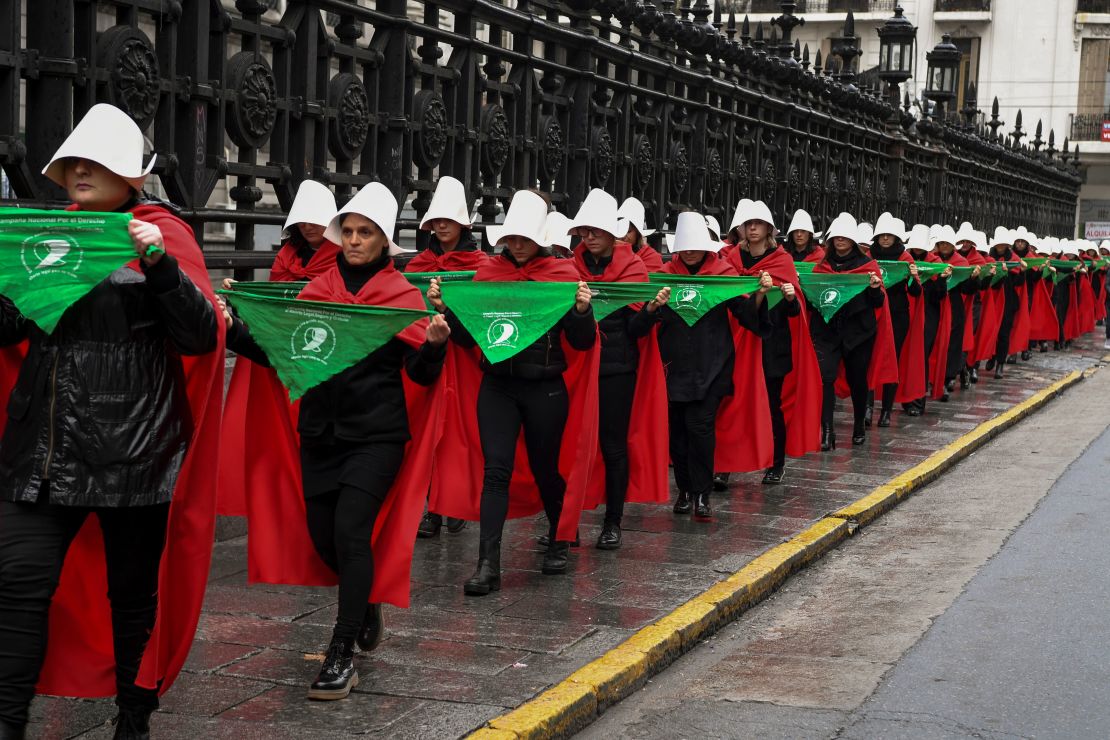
[0,103,223,738]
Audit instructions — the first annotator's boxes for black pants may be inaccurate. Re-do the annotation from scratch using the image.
[303,442,402,645]
[0,487,169,727]
[995,306,1018,365]
[765,374,787,470]
[669,394,724,498]
[599,373,636,526]
[477,375,568,542]
[816,338,874,427]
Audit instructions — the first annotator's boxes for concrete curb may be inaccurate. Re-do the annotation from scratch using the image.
[468,368,1088,740]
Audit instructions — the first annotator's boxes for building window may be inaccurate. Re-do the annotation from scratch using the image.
[952,37,980,112]
[1077,38,1110,116]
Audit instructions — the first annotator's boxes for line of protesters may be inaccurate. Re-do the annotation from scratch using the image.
[0,105,1106,737]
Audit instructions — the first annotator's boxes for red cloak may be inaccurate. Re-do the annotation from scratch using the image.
[429,255,601,542]
[269,239,341,282]
[634,244,665,272]
[217,242,339,518]
[243,261,442,608]
[1,204,226,698]
[1078,269,1096,335]
[814,256,899,397]
[804,246,827,263]
[573,242,668,505]
[971,257,1004,365]
[662,254,774,472]
[959,249,987,353]
[893,252,927,404]
[724,246,822,456]
[404,244,490,273]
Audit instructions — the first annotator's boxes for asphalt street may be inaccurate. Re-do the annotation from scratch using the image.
[582,362,1110,740]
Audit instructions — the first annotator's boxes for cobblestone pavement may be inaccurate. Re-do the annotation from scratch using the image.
[30,337,1105,739]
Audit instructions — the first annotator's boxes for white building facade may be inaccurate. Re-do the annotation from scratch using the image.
[731,0,1105,236]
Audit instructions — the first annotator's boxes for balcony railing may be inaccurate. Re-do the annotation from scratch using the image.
[935,0,992,10]
[731,0,896,12]
[1069,113,1110,142]
[1078,0,1110,12]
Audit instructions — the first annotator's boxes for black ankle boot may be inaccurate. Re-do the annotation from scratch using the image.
[356,603,384,652]
[1021,350,1032,361]
[445,517,467,533]
[693,492,712,519]
[985,357,996,371]
[464,538,501,595]
[308,638,358,700]
[821,424,836,451]
[994,360,1005,379]
[852,420,865,446]
[959,369,970,389]
[673,491,693,514]
[712,472,730,491]
[596,523,622,550]
[877,409,892,428]
[969,367,979,384]
[1040,341,1049,352]
[542,541,570,574]
[0,721,25,740]
[112,707,152,740]
[864,404,873,428]
[761,466,785,484]
[417,512,441,538]
[537,528,579,548]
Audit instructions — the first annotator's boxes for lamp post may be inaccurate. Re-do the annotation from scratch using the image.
[876,5,916,109]
[924,34,960,122]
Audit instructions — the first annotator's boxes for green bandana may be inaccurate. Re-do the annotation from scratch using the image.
[587,282,664,321]
[221,291,432,400]
[228,280,308,299]
[646,273,779,326]
[876,260,912,289]
[0,207,137,333]
[440,281,579,364]
[403,271,478,309]
[798,273,872,322]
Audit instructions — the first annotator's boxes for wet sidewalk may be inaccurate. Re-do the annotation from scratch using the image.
[32,338,1105,739]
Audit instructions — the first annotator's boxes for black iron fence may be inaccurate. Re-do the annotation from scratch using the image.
[731,0,895,12]
[0,1,1080,274]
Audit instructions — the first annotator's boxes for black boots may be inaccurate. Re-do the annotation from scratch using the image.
[1021,350,1032,361]
[864,404,873,428]
[418,513,466,538]
[356,604,384,652]
[673,490,693,514]
[417,512,441,538]
[959,369,970,389]
[693,492,712,519]
[537,528,579,548]
[596,522,622,550]
[969,366,979,384]
[821,424,836,451]
[542,541,570,574]
[308,638,358,700]
[464,538,501,596]
[985,357,996,371]
[994,358,1005,379]
[111,707,152,740]
[0,721,24,740]
[712,472,730,491]
[761,467,785,485]
[852,419,866,446]
[877,409,892,428]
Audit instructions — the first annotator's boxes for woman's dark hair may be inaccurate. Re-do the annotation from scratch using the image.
[283,223,310,250]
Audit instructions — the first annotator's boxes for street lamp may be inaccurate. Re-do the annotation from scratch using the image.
[924,34,960,120]
[877,5,916,101]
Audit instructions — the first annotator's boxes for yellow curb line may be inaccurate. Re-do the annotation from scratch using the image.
[470,368,1088,740]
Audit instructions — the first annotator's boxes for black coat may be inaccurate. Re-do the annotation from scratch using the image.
[0,252,218,507]
[807,250,885,352]
[656,256,771,403]
[737,248,800,378]
[579,252,658,377]
[227,254,446,445]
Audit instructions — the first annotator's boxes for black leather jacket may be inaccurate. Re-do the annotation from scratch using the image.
[0,252,219,507]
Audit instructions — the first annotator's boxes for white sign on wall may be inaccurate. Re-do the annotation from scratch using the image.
[1084,222,1110,239]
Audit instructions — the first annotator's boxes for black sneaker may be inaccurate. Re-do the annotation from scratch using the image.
[308,639,358,700]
